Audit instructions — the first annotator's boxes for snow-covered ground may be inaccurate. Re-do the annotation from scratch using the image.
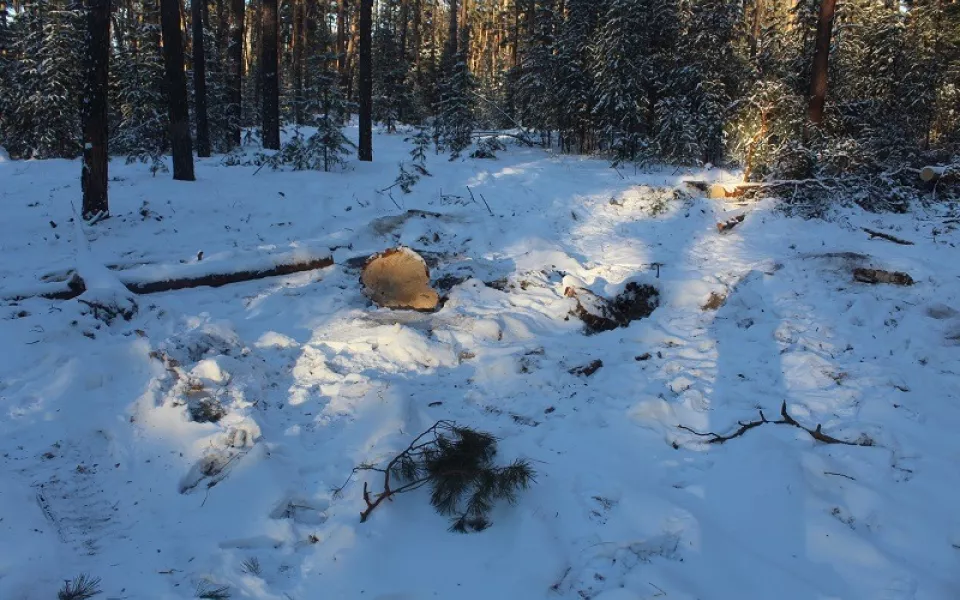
[2,128,960,600]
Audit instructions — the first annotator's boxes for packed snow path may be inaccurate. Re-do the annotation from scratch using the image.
[2,131,959,599]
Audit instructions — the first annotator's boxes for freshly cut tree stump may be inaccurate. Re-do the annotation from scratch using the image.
[361,247,440,311]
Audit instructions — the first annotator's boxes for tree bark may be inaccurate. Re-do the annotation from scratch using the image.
[161,0,196,180]
[7,254,335,301]
[227,0,244,147]
[411,0,421,76]
[446,0,459,66]
[358,0,373,161]
[807,0,837,126]
[261,0,280,149]
[192,0,210,156]
[81,0,111,220]
[337,0,348,90]
[292,0,304,125]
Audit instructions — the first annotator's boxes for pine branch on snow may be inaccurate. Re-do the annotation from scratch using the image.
[345,421,535,532]
[57,574,102,600]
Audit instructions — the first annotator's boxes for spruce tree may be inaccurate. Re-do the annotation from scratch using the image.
[553,0,601,153]
[591,0,655,162]
[373,0,413,131]
[435,25,478,159]
[111,0,169,171]
[514,0,559,142]
[1,0,85,158]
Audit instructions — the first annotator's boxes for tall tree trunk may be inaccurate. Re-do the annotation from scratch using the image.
[81,0,111,219]
[446,0,459,64]
[160,0,196,180]
[358,0,373,161]
[292,0,304,125]
[261,0,280,149]
[192,0,211,156]
[228,0,244,147]
[337,0,348,91]
[749,0,763,58]
[807,0,837,126]
[411,0,421,76]
[346,6,359,101]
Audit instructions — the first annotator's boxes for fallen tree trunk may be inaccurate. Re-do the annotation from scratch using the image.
[6,252,333,301]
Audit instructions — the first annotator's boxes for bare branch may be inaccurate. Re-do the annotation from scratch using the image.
[678,401,874,446]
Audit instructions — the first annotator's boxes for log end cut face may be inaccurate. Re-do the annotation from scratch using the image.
[361,247,440,311]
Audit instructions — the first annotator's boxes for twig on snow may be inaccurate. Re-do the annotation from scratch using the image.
[465,186,494,216]
[823,471,857,481]
[677,401,875,446]
[862,228,915,246]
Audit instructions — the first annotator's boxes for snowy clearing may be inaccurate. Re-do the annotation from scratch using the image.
[2,129,960,600]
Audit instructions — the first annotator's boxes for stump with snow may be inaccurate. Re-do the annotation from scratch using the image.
[361,247,440,311]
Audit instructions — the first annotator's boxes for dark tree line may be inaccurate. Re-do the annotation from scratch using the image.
[0,0,957,217]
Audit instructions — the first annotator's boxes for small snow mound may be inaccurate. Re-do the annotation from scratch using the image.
[192,358,230,385]
[256,331,299,348]
[0,146,9,162]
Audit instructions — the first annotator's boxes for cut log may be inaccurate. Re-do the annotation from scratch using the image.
[853,268,914,286]
[360,247,439,311]
[717,214,746,233]
[920,166,956,183]
[568,359,603,377]
[685,181,763,199]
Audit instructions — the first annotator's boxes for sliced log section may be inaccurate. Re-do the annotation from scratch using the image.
[360,247,440,311]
